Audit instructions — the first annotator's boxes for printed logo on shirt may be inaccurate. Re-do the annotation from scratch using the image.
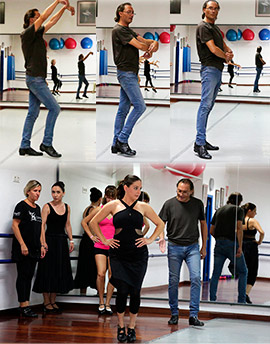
[13,211,21,217]
[28,211,42,222]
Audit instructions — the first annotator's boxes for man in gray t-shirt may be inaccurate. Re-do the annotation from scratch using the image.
[159,179,207,327]
[209,192,247,303]
[111,2,158,157]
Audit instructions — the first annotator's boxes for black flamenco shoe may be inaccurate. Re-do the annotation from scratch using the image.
[117,326,127,343]
[51,302,62,314]
[127,328,136,342]
[19,306,38,318]
[43,303,57,314]
[98,304,106,315]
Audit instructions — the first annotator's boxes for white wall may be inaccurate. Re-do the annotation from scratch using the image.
[0,0,95,34]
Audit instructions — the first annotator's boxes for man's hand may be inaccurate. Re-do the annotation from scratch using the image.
[58,0,69,5]
[158,238,166,253]
[148,40,159,53]
[225,51,234,63]
[200,247,206,259]
[236,247,242,258]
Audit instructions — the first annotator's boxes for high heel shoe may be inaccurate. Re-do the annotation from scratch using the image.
[19,306,38,318]
[105,305,113,315]
[43,303,57,314]
[51,302,62,314]
[127,328,136,342]
[117,326,127,343]
[98,304,106,315]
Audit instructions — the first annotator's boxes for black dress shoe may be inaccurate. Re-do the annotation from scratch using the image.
[111,145,118,154]
[82,94,89,98]
[127,328,136,343]
[194,144,212,160]
[117,326,127,343]
[152,88,157,93]
[189,316,204,326]
[115,139,136,157]
[145,88,150,91]
[205,141,219,151]
[19,147,43,156]
[228,84,233,88]
[246,294,252,304]
[76,96,82,99]
[40,144,62,158]
[43,303,57,314]
[168,315,178,325]
[19,306,38,318]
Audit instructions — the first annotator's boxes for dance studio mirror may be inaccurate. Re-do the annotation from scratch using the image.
[55,162,269,307]
[0,34,96,106]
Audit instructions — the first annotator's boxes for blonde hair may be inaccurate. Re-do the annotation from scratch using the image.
[23,180,42,197]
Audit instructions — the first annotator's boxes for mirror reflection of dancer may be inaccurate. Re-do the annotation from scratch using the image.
[19,0,75,158]
[194,0,233,159]
[227,59,241,88]
[90,175,164,343]
[143,59,159,92]
[76,51,93,99]
[241,203,265,304]
[111,2,159,157]
[51,59,62,95]
[253,46,266,93]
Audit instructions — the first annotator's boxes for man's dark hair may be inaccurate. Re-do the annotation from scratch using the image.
[114,2,132,22]
[227,192,243,206]
[257,46,262,53]
[23,9,38,29]
[176,178,194,191]
[202,0,220,19]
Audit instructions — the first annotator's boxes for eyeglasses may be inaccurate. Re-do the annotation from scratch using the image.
[122,10,136,15]
[206,6,219,11]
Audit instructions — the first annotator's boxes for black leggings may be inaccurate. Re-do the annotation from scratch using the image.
[243,241,258,286]
[16,256,37,303]
[52,78,62,92]
[116,279,141,314]
[145,74,154,88]
[228,70,234,85]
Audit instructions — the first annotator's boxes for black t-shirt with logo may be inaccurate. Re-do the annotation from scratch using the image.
[112,24,139,74]
[159,196,205,246]
[21,24,47,78]
[211,204,244,242]
[196,21,225,71]
[12,200,42,261]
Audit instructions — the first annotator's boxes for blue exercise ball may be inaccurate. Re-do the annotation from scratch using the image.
[259,28,270,40]
[59,38,65,49]
[143,32,154,40]
[226,29,237,42]
[49,38,60,50]
[81,37,93,49]
[237,29,242,40]
[154,32,159,41]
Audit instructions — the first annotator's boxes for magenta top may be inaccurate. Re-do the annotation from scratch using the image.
[94,206,115,250]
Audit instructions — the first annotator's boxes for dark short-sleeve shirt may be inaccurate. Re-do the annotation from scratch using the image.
[21,24,47,78]
[112,24,139,74]
[196,21,225,71]
[78,60,85,76]
[159,196,205,246]
[211,204,244,241]
[255,53,263,68]
[51,65,57,80]
[12,200,42,261]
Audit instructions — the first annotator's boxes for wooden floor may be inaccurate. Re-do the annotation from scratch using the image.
[0,305,190,343]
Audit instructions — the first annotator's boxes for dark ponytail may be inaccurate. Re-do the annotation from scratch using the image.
[202,0,220,19]
[23,9,38,29]
[117,174,141,199]
[52,181,65,193]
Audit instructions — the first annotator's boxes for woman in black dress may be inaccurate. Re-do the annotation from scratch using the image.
[33,181,74,313]
[12,180,44,317]
[51,59,62,95]
[90,175,164,343]
[74,187,102,294]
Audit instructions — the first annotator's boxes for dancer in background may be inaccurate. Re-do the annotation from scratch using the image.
[90,175,164,343]
[143,58,159,92]
[33,181,74,314]
[74,187,102,294]
[12,180,44,318]
[253,46,266,93]
[19,0,74,158]
[227,60,241,88]
[82,185,117,315]
[241,203,265,304]
[76,51,93,99]
[51,59,62,95]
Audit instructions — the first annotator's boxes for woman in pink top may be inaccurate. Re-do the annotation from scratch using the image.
[81,185,117,315]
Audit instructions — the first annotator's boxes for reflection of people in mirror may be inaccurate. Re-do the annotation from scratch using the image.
[158,178,207,327]
[241,203,265,304]
[76,51,93,99]
[253,46,266,93]
[227,60,241,88]
[210,192,248,303]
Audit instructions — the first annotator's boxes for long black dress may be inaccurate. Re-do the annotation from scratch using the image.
[110,200,148,290]
[74,206,97,290]
[33,203,74,294]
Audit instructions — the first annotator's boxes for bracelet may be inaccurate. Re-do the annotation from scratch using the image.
[41,245,46,248]
[70,240,74,243]
[90,235,94,239]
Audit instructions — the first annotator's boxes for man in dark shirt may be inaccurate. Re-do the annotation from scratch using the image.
[19,0,74,158]
[111,2,158,157]
[209,192,247,303]
[159,179,207,326]
[253,46,266,92]
[194,0,233,159]
[76,51,93,99]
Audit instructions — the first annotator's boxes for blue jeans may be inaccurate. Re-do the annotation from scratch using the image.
[76,75,89,97]
[113,70,146,144]
[21,76,61,148]
[253,67,262,91]
[196,66,222,146]
[210,239,247,303]
[168,242,201,317]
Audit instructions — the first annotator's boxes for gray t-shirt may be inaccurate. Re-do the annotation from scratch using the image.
[211,204,244,241]
[196,21,225,71]
[112,24,139,74]
[159,196,205,246]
